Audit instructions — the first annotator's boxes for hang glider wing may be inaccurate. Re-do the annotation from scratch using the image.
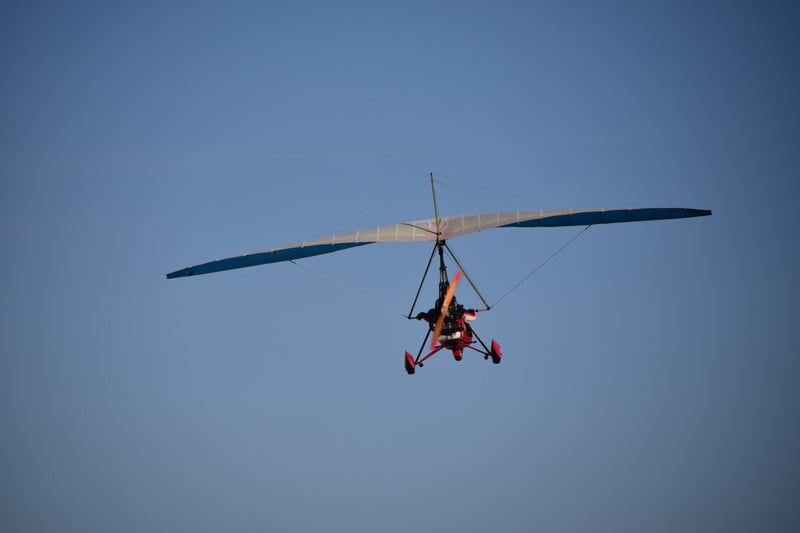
[166,207,711,279]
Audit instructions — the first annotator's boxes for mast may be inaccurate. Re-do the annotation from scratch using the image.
[429,172,441,241]
[429,173,449,298]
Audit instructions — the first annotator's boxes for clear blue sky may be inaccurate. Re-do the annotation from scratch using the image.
[2,1,798,531]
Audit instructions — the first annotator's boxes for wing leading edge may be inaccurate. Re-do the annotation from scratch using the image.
[166,207,711,279]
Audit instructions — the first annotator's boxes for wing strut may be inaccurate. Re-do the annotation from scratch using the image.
[406,242,439,319]
[442,241,490,312]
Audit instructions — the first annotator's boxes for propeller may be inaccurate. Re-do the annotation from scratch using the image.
[431,270,462,349]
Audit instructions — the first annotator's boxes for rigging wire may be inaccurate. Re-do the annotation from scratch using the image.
[435,175,563,213]
[435,175,523,211]
[291,174,431,318]
[305,174,429,241]
[491,225,593,308]
[288,260,405,319]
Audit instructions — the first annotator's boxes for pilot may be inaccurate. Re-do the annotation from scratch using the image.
[415,298,478,340]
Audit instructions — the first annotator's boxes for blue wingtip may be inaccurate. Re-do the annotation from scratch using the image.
[166,242,372,280]
[166,269,191,279]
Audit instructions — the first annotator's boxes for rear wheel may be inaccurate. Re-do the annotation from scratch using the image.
[490,340,502,365]
[404,352,416,375]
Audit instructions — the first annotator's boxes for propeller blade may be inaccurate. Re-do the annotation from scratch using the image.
[431,271,462,349]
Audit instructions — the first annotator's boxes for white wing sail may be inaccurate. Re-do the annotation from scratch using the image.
[166,208,711,279]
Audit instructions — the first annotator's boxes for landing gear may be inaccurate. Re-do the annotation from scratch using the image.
[403,233,499,374]
[404,338,502,374]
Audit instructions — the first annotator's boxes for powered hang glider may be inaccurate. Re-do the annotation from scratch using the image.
[167,175,711,374]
